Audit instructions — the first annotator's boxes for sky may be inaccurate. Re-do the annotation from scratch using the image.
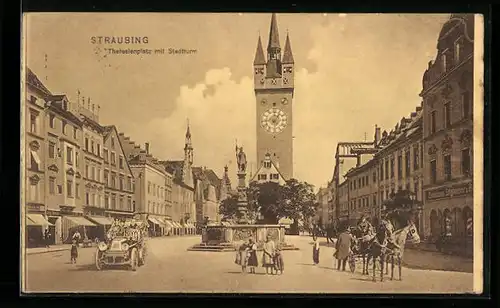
[24,13,450,191]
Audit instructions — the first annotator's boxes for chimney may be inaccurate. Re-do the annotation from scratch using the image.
[374,125,381,146]
[145,142,150,154]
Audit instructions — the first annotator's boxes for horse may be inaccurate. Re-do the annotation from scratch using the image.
[384,221,421,281]
[362,222,392,282]
[351,224,377,276]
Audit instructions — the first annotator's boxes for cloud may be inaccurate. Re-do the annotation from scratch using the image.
[126,16,442,190]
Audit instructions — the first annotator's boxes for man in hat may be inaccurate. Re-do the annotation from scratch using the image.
[357,215,375,242]
[379,212,399,249]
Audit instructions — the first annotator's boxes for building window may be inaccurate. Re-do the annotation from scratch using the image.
[119,196,124,210]
[430,160,437,184]
[104,170,109,186]
[104,149,109,162]
[127,177,132,190]
[91,140,95,154]
[105,195,109,209]
[111,174,116,188]
[397,155,402,179]
[258,174,267,180]
[385,161,389,180]
[49,142,55,158]
[443,154,451,181]
[358,178,362,188]
[30,151,40,171]
[91,194,95,206]
[413,145,419,170]
[67,180,73,197]
[85,165,89,178]
[30,112,37,133]
[405,151,411,176]
[119,156,124,169]
[373,194,376,206]
[390,158,395,179]
[97,144,101,157]
[430,111,437,134]
[48,114,55,129]
[379,164,383,181]
[91,166,95,180]
[372,172,376,183]
[76,183,80,198]
[152,184,156,196]
[85,138,89,151]
[462,91,470,119]
[353,180,356,190]
[127,198,132,211]
[414,181,419,200]
[75,152,79,167]
[85,193,89,205]
[461,148,471,176]
[442,52,447,72]
[358,199,361,209]
[66,147,73,164]
[111,194,116,209]
[111,152,116,165]
[49,177,55,194]
[97,168,101,182]
[111,137,115,148]
[29,182,39,202]
[444,102,451,128]
[73,127,78,139]
[119,177,124,190]
[62,121,67,135]
[454,40,461,63]
[264,162,271,168]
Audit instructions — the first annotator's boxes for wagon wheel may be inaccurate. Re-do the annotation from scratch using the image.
[348,254,356,273]
[130,248,138,271]
[95,250,104,271]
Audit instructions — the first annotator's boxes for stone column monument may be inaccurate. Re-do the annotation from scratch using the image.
[235,146,249,224]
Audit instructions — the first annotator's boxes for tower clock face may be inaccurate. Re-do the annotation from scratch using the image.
[261,107,288,134]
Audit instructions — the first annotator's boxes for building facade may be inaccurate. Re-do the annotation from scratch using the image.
[24,68,51,247]
[345,159,378,226]
[337,181,349,223]
[192,167,221,225]
[315,187,329,228]
[254,13,295,180]
[102,126,135,222]
[420,14,474,248]
[249,152,287,185]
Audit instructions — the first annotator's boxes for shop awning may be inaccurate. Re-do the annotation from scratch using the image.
[87,216,113,226]
[154,218,165,227]
[164,220,174,228]
[27,214,53,226]
[187,223,195,228]
[173,222,182,228]
[64,216,96,227]
[148,217,159,225]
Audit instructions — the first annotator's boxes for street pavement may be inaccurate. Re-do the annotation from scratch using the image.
[23,235,474,293]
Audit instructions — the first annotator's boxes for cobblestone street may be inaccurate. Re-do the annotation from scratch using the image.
[24,235,473,293]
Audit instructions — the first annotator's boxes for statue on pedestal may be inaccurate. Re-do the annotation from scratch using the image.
[236,146,247,173]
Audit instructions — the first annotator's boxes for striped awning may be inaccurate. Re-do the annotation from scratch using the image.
[173,222,182,228]
[27,214,53,226]
[148,217,163,226]
[164,220,174,228]
[64,216,96,227]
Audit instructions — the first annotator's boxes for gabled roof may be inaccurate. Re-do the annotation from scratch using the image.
[102,125,135,177]
[249,156,286,183]
[26,67,52,97]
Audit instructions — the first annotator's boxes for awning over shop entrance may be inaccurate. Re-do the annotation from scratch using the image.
[64,216,97,227]
[173,222,182,228]
[148,217,163,226]
[164,221,174,229]
[87,216,113,226]
[27,214,53,226]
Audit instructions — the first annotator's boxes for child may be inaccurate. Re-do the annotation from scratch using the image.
[312,236,320,265]
[273,248,284,274]
[70,239,78,264]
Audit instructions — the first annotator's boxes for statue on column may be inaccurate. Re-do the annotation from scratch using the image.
[236,146,247,173]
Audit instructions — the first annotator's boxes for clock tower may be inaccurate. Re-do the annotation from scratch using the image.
[254,13,294,180]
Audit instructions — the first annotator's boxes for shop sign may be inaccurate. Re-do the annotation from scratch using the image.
[27,203,45,212]
[426,182,473,201]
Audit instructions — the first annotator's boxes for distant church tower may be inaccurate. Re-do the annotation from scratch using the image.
[254,13,294,180]
[183,121,194,187]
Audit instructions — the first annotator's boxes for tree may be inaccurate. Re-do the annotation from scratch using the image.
[219,194,239,220]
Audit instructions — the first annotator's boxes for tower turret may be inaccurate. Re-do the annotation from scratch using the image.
[281,31,295,89]
[266,13,282,78]
[253,35,266,89]
[184,120,193,165]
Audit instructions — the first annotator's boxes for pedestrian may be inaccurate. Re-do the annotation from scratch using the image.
[72,230,82,247]
[312,235,320,265]
[335,225,355,271]
[273,248,284,274]
[44,229,51,248]
[236,242,248,273]
[262,234,276,275]
[70,239,78,264]
[247,238,258,274]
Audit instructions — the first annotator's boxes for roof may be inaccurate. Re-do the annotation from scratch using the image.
[376,108,423,155]
[26,68,52,97]
[102,125,135,177]
[47,95,83,126]
[250,155,287,183]
[282,33,294,64]
[253,36,266,65]
[161,160,185,182]
[267,13,281,51]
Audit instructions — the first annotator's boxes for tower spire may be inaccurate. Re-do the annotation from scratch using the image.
[282,31,294,64]
[267,13,281,52]
[253,36,266,65]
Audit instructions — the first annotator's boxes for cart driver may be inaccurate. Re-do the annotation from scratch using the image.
[130,223,141,242]
[357,215,375,242]
[380,212,400,250]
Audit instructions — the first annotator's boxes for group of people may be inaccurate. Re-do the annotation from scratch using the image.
[311,213,399,271]
[235,235,284,275]
[106,219,148,242]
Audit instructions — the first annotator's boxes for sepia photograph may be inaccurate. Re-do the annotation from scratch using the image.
[21,12,484,294]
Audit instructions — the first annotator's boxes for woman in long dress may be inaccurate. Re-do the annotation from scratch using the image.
[236,242,248,272]
[312,236,320,265]
[247,238,258,274]
[262,235,276,274]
